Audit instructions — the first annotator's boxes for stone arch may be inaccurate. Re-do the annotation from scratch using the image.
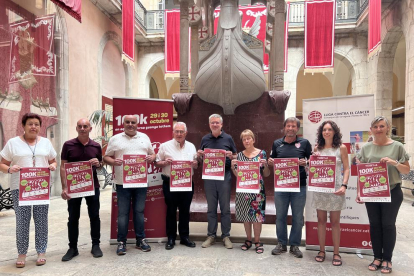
[285,49,357,118]
[147,59,168,99]
[97,31,132,105]
[139,53,165,98]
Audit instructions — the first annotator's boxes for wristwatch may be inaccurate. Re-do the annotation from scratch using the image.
[341,184,348,189]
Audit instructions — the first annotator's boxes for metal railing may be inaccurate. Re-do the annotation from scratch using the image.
[290,0,368,24]
[133,0,368,34]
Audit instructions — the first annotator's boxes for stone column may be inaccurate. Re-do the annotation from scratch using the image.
[190,25,199,92]
[180,0,189,93]
[269,0,285,90]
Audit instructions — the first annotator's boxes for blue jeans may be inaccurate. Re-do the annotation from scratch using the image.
[116,185,147,243]
[274,186,306,246]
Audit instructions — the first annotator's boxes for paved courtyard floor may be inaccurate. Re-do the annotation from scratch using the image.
[1,188,414,275]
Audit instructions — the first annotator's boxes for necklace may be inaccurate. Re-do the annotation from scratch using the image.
[23,135,38,167]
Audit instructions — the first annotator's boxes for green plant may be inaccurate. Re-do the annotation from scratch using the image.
[89,110,112,148]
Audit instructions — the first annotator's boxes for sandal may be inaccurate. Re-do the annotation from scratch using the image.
[15,255,26,268]
[381,261,392,274]
[332,254,342,266]
[36,254,47,266]
[255,242,264,254]
[315,251,325,262]
[241,240,252,251]
[368,258,382,271]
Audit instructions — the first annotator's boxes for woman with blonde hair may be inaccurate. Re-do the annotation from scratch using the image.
[357,116,410,274]
[231,129,270,253]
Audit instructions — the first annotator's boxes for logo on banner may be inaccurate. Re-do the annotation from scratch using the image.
[295,143,301,148]
[308,110,323,123]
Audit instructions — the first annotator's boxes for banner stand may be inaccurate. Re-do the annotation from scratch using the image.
[110,98,173,243]
[303,95,375,255]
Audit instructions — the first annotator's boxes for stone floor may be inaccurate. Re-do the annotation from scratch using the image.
[0,188,414,276]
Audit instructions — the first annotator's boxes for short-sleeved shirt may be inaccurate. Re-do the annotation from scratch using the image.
[156,139,197,176]
[105,132,155,185]
[357,141,410,190]
[199,131,237,171]
[270,136,312,186]
[61,138,102,188]
[0,136,57,190]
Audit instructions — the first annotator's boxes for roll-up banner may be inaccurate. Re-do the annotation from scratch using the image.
[303,95,374,254]
[110,98,173,243]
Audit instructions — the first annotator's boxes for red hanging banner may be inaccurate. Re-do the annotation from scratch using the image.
[122,0,135,67]
[164,10,180,76]
[368,0,381,59]
[51,0,81,22]
[304,0,335,74]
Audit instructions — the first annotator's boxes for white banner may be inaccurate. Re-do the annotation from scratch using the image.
[303,95,374,254]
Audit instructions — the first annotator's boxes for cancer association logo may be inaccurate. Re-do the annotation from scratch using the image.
[308,111,323,123]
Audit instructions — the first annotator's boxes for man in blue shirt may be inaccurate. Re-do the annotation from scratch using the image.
[268,117,312,258]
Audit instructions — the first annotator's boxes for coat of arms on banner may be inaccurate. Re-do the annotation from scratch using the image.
[9,15,56,85]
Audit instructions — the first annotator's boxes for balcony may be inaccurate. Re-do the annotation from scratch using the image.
[134,0,368,35]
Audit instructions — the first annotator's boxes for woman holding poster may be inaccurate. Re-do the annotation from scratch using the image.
[312,121,349,266]
[357,116,410,274]
[231,130,270,254]
[0,113,57,268]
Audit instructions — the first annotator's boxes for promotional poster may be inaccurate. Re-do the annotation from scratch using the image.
[19,167,50,206]
[357,162,391,202]
[65,161,95,198]
[122,154,148,188]
[202,148,226,180]
[236,161,260,194]
[170,160,193,192]
[274,158,300,192]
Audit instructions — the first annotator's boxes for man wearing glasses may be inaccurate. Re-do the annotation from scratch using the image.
[197,114,237,249]
[104,115,156,255]
[60,118,103,261]
[155,122,198,250]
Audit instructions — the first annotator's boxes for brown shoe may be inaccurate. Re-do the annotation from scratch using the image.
[223,237,233,249]
[201,236,216,248]
[36,254,47,266]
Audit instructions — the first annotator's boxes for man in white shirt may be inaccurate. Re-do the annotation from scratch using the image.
[155,122,198,250]
[104,115,156,256]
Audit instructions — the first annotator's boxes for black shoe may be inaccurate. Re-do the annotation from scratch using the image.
[180,237,196,248]
[62,248,79,262]
[91,244,103,258]
[165,238,175,250]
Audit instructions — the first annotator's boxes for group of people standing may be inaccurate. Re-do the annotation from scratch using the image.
[0,112,410,275]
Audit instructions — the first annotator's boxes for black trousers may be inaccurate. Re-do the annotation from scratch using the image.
[365,185,403,262]
[67,188,101,248]
[162,175,194,240]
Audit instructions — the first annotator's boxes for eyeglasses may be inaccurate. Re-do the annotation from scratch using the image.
[174,130,186,134]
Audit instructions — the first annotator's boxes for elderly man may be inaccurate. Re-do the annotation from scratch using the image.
[155,122,198,250]
[104,115,156,256]
[60,118,103,261]
[197,114,237,249]
[268,117,312,258]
